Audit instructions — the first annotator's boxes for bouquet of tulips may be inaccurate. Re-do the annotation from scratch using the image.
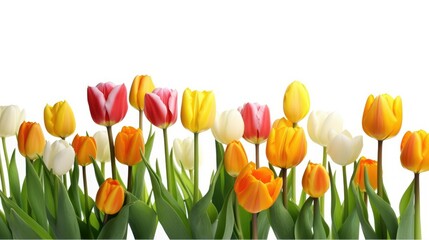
[0,76,424,239]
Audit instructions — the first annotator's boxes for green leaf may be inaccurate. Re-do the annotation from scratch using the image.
[212,140,234,212]
[214,189,234,239]
[8,209,40,239]
[338,209,360,239]
[294,197,313,239]
[397,179,415,239]
[268,194,295,239]
[399,180,414,215]
[0,211,12,239]
[131,160,146,200]
[313,198,327,239]
[97,205,130,239]
[257,210,270,239]
[68,160,82,218]
[7,150,20,206]
[92,159,105,186]
[43,167,56,218]
[128,200,158,239]
[25,158,48,231]
[351,185,378,239]
[328,163,342,239]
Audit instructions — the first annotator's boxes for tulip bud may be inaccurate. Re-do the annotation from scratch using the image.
[43,139,75,176]
[181,88,216,133]
[0,105,25,137]
[129,75,155,111]
[239,102,271,144]
[96,178,125,215]
[144,88,178,129]
[234,162,282,213]
[173,137,195,170]
[211,109,244,145]
[44,100,76,138]
[72,134,97,166]
[283,81,310,124]
[400,130,429,173]
[354,157,378,192]
[302,162,330,198]
[327,130,363,166]
[224,140,248,177]
[115,126,144,166]
[17,121,46,160]
[93,130,110,163]
[307,111,343,147]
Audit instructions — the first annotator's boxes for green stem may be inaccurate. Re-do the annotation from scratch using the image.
[101,162,105,178]
[415,172,421,239]
[193,132,199,205]
[163,128,174,193]
[127,165,133,193]
[233,191,244,239]
[189,169,194,183]
[377,140,383,198]
[255,143,260,168]
[82,166,89,221]
[138,110,143,130]
[252,212,258,240]
[63,174,68,188]
[342,165,348,219]
[106,126,117,180]
[313,197,320,227]
[0,152,6,195]
[291,167,296,203]
[2,137,9,168]
[281,168,288,208]
[321,146,327,217]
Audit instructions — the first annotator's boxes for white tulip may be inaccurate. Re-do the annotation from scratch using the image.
[173,137,195,170]
[327,130,363,166]
[307,111,343,147]
[93,130,111,163]
[43,139,75,176]
[0,105,25,137]
[211,109,244,145]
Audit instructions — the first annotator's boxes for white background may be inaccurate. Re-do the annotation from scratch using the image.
[1,1,429,238]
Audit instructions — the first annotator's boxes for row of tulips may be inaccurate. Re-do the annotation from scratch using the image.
[0,76,423,239]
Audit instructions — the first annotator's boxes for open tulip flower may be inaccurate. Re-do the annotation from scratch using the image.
[43,139,75,176]
[211,109,244,145]
[129,75,155,111]
[17,121,46,160]
[44,100,76,139]
[354,157,378,192]
[239,102,271,144]
[144,88,178,129]
[0,105,25,137]
[283,81,310,124]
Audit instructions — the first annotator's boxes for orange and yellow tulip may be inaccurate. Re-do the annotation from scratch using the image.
[234,162,282,213]
[302,162,330,198]
[115,126,144,166]
[44,100,76,139]
[72,134,97,166]
[17,121,46,160]
[283,81,310,124]
[224,140,248,177]
[129,75,155,111]
[400,130,429,173]
[362,94,402,141]
[181,88,216,133]
[354,157,378,192]
[95,178,125,215]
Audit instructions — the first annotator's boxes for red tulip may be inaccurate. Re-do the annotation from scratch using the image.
[239,103,271,144]
[87,82,128,126]
[144,88,178,129]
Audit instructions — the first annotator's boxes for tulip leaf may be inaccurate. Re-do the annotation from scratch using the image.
[313,198,328,239]
[25,158,48,231]
[97,205,130,239]
[214,189,234,239]
[8,209,41,239]
[351,185,378,239]
[128,199,158,239]
[338,209,360,239]
[399,180,414,216]
[68,160,82,218]
[213,140,234,212]
[92,159,105,186]
[268,194,295,239]
[7,150,20,206]
[0,211,12,239]
[257,210,270,239]
[43,167,56,217]
[131,160,146,200]
[328,164,342,239]
[294,197,313,239]
[397,180,414,239]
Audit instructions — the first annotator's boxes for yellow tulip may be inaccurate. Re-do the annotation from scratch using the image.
[266,117,307,169]
[129,75,155,111]
[44,100,76,138]
[362,94,402,141]
[400,130,429,173]
[224,140,248,177]
[354,157,378,192]
[302,162,330,198]
[234,162,282,213]
[95,178,125,215]
[283,81,310,124]
[180,88,216,133]
[17,121,46,160]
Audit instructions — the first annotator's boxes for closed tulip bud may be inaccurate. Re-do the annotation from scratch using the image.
[283,81,310,124]
[211,109,244,145]
[144,88,178,129]
[224,140,248,177]
[72,134,97,166]
[307,111,343,147]
[43,139,75,176]
[87,82,128,126]
[129,75,155,111]
[266,117,307,169]
[0,105,25,137]
[181,88,216,133]
[362,94,402,141]
[327,130,363,166]
[44,100,76,138]
[239,102,271,144]
[234,162,282,213]
[354,157,378,192]
[173,137,195,170]
[400,130,429,173]
[96,178,125,215]
[302,162,330,198]
[115,126,144,166]
[18,121,46,160]
[93,130,110,163]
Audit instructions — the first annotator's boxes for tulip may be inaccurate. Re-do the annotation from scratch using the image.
[283,81,310,124]
[362,94,402,141]
[93,130,110,163]
[115,126,144,166]
[234,162,282,213]
[211,109,244,145]
[96,178,125,215]
[224,140,248,177]
[18,121,46,160]
[354,157,378,192]
[173,137,195,171]
[87,82,128,127]
[72,134,97,166]
[43,139,75,176]
[400,130,429,173]
[129,75,155,111]
[44,100,76,139]
[239,102,271,144]
[181,88,216,133]
[327,130,363,166]
[266,117,307,169]
[307,111,343,147]
[0,105,25,137]
[302,162,330,198]
[144,88,178,129]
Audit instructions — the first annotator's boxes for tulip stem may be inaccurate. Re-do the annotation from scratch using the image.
[255,144,260,168]
[320,146,327,217]
[189,169,194,183]
[138,110,143,130]
[127,166,133,193]
[377,140,383,198]
[193,132,200,205]
[291,167,296,203]
[252,213,258,240]
[2,137,9,168]
[342,165,349,219]
[101,162,105,178]
[163,128,174,194]
[0,152,6,195]
[281,168,288,209]
[63,175,68,188]
[415,172,421,239]
[106,126,117,180]
[233,191,244,239]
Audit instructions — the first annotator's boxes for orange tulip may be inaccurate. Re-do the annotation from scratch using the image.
[129,75,155,111]
[302,162,329,198]
[17,121,46,160]
[72,134,97,166]
[234,162,282,213]
[115,126,144,166]
[266,117,307,169]
[95,178,125,215]
[224,140,248,177]
[400,130,429,173]
[354,157,378,192]
[362,94,402,141]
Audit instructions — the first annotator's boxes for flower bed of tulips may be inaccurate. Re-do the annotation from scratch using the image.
[0,76,424,239]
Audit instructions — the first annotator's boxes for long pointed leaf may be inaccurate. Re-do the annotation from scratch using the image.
[0,211,12,239]
[214,189,234,239]
[25,158,48,231]
[397,179,415,239]
[7,150,20,206]
[351,185,378,239]
[129,200,158,239]
[294,197,313,239]
[269,194,295,239]
[97,205,129,239]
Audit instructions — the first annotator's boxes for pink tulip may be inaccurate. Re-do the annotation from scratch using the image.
[144,88,178,129]
[239,103,271,144]
[87,82,128,126]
